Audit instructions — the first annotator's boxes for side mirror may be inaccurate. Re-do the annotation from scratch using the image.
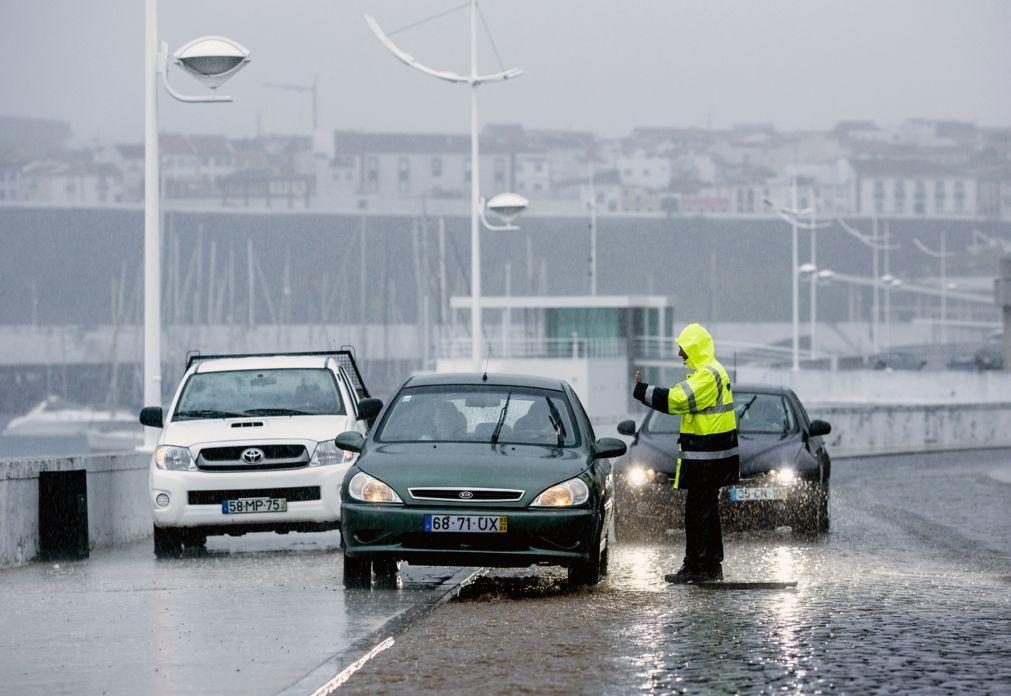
[616,419,637,437]
[593,437,627,459]
[809,420,831,437]
[357,398,383,422]
[335,431,366,453]
[139,406,164,428]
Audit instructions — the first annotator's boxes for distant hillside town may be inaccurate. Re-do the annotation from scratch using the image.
[1,114,1010,220]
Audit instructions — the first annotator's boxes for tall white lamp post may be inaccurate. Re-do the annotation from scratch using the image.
[913,231,954,344]
[143,0,250,448]
[838,218,899,355]
[366,2,525,370]
[765,176,826,370]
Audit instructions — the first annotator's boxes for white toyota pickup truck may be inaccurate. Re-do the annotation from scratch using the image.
[139,351,382,558]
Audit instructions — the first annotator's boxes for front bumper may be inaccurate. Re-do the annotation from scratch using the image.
[341,502,600,568]
[150,464,348,532]
[615,478,821,529]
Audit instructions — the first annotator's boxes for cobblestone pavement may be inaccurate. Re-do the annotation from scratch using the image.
[346,449,1011,694]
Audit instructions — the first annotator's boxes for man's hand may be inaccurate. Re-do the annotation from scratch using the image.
[635,370,642,384]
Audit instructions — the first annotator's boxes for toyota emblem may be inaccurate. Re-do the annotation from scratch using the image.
[241,448,265,464]
[458,490,474,499]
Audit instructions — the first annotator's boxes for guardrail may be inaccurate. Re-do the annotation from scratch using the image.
[0,452,150,568]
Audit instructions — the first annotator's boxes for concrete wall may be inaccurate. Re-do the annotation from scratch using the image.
[736,367,1011,404]
[808,401,1011,458]
[0,452,149,568]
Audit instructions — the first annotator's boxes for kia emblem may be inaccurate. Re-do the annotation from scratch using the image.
[459,490,474,499]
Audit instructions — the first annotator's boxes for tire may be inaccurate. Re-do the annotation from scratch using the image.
[792,482,829,538]
[373,558,399,588]
[153,526,183,559]
[183,531,207,550]
[343,555,372,589]
[568,521,607,587]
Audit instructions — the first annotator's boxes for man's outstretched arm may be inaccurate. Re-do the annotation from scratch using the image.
[633,370,716,415]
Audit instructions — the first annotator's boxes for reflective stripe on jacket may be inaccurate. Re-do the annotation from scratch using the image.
[633,323,740,489]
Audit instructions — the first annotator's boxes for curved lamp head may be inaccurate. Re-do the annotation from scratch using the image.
[173,36,251,90]
[798,262,817,276]
[486,192,529,225]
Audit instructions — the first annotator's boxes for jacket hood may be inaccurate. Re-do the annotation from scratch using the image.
[676,323,714,369]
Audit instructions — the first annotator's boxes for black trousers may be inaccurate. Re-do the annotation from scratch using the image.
[684,486,723,569]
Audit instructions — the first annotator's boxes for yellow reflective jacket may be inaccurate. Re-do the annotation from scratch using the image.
[633,323,740,489]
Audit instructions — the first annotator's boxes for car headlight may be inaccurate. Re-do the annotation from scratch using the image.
[774,468,797,484]
[530,477,590,507]
[625,465,657,487]
[347,472,402,504]
[311,440,356,466]
[154,445,194,471]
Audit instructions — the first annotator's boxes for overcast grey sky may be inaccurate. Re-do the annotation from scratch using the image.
[1,0,1008,144]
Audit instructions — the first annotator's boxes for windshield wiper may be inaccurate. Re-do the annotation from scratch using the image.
[490,392,512,445]
[243,408,311,416]
[736,395,758,421]
[174,409,244,420]
[545,397,567,448]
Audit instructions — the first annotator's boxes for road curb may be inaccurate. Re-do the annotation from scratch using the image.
[276,565,485,696]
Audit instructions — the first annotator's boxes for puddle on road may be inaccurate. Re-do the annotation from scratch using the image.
[347,530,1011,695]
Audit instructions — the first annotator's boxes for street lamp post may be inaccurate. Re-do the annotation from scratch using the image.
[838,218,899,355]
[143,0,250,448]
[913,231,954,344]
[366,2,524,370]
[765,176,826,370]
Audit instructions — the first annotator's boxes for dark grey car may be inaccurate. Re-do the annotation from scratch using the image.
[614,384,832,540]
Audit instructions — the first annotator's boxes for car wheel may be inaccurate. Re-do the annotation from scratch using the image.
[183,531,207,550]
[792,482,829,538]
[153,526,183,559]
[568,521,606,587]
[818,483,831,533]
[343,555,373,589]
[373,558,399,588]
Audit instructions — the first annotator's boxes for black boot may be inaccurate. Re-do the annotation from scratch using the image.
[664,563,723,584]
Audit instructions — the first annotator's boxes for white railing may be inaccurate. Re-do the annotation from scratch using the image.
[438,336,627,360]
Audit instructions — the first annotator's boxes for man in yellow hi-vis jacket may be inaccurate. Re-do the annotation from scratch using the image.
[633,322,740,583]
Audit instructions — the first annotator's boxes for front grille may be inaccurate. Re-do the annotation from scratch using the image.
[187,486,321,505]
[200,445,305,461]
[408,488,525,502]
[196,444,309,472]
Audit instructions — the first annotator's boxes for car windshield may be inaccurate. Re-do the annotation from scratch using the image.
[645,411,680,434]
[173,368,345,421]
[734,391,797,436]
[376,385,579,447]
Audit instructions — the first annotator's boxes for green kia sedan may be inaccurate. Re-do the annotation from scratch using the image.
[335,373,626,589]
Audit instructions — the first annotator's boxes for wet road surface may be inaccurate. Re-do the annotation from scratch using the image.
[345,448,1011,694]
[0,532,468,696]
